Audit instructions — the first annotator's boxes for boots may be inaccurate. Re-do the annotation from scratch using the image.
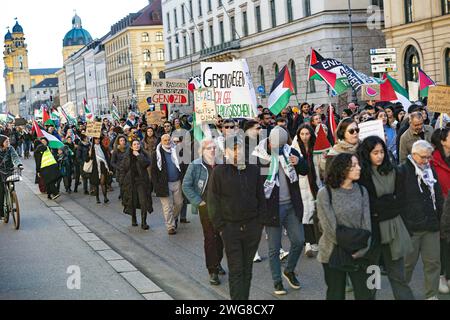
[131,213,138,227]
[141,212,149,230]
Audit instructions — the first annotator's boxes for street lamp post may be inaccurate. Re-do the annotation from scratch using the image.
[348,0,357,103]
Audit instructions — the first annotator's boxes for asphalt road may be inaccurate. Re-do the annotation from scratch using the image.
[1,157,448,300]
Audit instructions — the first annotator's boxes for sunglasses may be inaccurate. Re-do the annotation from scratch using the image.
[347,128,360,135]
[224,126,235,129]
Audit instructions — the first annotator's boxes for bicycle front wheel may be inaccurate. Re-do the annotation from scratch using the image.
[10,191,20,230]
[3,190,11,224]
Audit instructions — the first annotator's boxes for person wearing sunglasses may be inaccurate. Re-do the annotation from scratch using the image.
[215,119,237,162]
[320,118,360,179]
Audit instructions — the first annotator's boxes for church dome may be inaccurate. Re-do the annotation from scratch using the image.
[4,29,12,41]
[12,21,23,33]
[63,13,93,47]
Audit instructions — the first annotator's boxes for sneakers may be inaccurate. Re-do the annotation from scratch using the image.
[282,270,301,290]
[426,296,439,300]
[209,273,221,286]
[273,281,287,295]
[305,243,314,258]
[253,251,262,263]
[279,249,289,261]
[311,244,319,252]
[51,193,61,200]
[168,228,177,235]
[439,276,450,294]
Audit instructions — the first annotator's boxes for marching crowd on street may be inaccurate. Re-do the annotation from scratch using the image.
[2,99,450,301]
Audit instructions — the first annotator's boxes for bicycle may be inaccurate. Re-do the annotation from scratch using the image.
[1,168,22,230]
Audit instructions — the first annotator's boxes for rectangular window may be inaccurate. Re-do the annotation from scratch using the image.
[167,13,171,31]
[209,25,214,46]
[405,0,413,23]
[21,85,25,93]
[183,35,188,56]
[208,0,212,12]
[442,0,450,14]
[169,42,173,60]
[255,5,262,32]
[304,0,311,17]
[199,0,203,16]
[219,21,224,44]
[174,8,178,28]
[270,0,276,27]
[287,0,293,22]
[191,32,196,53]
[218,0,223,7]
[200,29,205,49]
[182,4,186,24]
[230,16,236,40]
[189,0,193,20]
[176,46,180,59]
[242,11,248,36]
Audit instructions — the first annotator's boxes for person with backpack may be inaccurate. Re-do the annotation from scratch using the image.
[316,153,373,300]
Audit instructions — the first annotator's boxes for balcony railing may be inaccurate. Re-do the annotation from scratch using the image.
[200,40,240,58]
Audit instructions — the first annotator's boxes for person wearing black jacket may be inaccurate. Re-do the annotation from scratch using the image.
[253,126,309,295]
[207,137,267,300]
[87,136,112,204]
[397,140,444,300]
[76,135,90,194]
[357,136,414,300]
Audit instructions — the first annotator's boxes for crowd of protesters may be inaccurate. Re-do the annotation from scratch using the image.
[17,98,450,300]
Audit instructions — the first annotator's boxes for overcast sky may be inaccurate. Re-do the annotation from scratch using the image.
[1,0,150,102]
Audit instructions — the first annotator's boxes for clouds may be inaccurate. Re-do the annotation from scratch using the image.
[1,0,149,101]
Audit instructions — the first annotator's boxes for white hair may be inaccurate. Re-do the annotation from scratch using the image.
[412,140,433,154]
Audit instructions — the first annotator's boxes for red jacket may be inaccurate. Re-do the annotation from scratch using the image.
[431,150,450,198]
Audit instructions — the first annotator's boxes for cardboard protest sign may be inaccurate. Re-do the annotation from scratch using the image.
[61,102,77,119]
[428,86,450,114]
[85,121,102,138]
[361,84,381,101]
[201,60,257,119]
[358,120,385,142]
[194,88,217,124]
[149,79,189,105]
[146,110,166,126]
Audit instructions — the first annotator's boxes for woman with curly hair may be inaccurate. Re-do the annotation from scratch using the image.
[316,153,373,300]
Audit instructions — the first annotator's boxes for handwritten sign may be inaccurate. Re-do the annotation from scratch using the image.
[149,79,189,105]
[358,120,385,142]
[194,88,217,124]
[146,110,166,126]
[201,61,256,119]
[408,81,419,102]
[428,86,450,114]
[360,84,381,101]
[85,121,102,138]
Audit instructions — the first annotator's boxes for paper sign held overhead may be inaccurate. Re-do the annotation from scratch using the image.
[194,88,217,124]
[149,79,189,105]
[358,120,385,142]
[428,86,450,114]
[146,110,167,126]
[85,121,102,138]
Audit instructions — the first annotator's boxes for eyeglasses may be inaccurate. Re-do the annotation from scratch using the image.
[224,126,235,129]
[414,154,432,161]
[347,128,360,135]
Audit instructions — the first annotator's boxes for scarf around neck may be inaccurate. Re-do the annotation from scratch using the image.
[156,143,181,172]
[408,155,437,210]
[94,144,109,178]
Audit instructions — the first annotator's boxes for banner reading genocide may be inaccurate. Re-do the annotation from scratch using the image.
[149,79,189,105]
[201,60,257,119]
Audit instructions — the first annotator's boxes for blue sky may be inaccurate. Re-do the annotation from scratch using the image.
[1,0,150,101]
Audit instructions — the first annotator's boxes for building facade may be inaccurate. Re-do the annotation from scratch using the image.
[62,13,93,63]
[383,0,450,87]
[23,78,59,119]
[104,0,165,115]
[162,0,386,107]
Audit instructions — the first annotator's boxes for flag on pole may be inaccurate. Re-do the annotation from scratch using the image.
[188,76,202,92]
[380,74,411,107]
[313,125,331,154]
[327,105,338,143]
[42,108,55,126]
[32,121,65,150]
[83,98,93,121]
[268,65,295,116]
[308,48,325,81]
[418,68,435,98]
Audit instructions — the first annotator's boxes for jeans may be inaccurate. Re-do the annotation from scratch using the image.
[266,202,305,284]
[199,205,224,274]
[405,231,441,299]
[221,218,263,300]
[159,180,183,231]
[180,201,188,220]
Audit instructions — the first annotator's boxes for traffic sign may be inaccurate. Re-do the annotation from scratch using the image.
[370,53,397,64]
[371,64,398,73]
[257,85,265,94]
[370,48,396,55]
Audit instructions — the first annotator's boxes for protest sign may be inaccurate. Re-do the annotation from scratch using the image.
[149,79,189,105]
[428,86,450,114]
[61,102,77,119]
[194,88,217,124]
[361,84,381,101]
[85,121,102,138]
[146,110,166,126]
[201,60,257,119]
[358,120,385,142]
[408,81,419,102]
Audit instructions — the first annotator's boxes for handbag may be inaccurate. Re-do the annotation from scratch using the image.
[83,160,93,174]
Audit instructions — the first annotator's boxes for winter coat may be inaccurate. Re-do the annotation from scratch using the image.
[87,144,111,186]
[182,158,210,216]
[35,144,60,184]
[442,195,450,242]
[0,146,21,176]
[76,141,90,166]
[110,134,129,179]
[320,140,358,179]
[57,149,72,177]
[431,150,450,199]
[118,151,153,215]
[151,144,181,197]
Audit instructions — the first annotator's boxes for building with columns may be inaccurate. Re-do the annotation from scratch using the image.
[383,0,450,87]
[162,0,386,106]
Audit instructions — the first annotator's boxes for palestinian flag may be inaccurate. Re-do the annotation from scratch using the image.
[419,68,435,98]
[310,59,351,95]
[34,109,42,120]
[313,125,331,154]
[380,74,411,107]
[42,108,55,127]
[111,103,120,121]
[32,121,65,150]
[188,76,202,92]
[83,98,93,121]
[308,49,325,81]
[268,65,295,116]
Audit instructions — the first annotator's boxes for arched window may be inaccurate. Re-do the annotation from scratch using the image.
[156,32,163,42]
[273,63,279,77]
[143,50,151,62]
[142,33,149,42]
[446,48,450,85]
[305,55,316,93]
[258,66,265,91]
[157,49,165,61]
[404,45,420,83]
[159,71,166,79]
[145,72,152,85]
[288,59,297,94]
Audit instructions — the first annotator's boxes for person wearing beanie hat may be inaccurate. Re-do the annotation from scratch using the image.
[253,126,309,295]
